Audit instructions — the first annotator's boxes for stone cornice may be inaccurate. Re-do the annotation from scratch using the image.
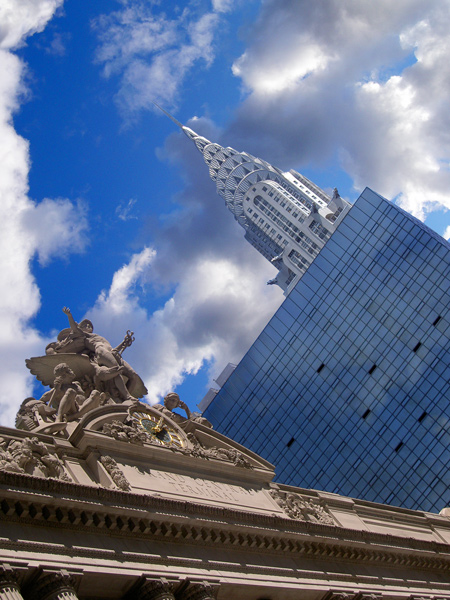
[1,470,450,573]
[1,537,450,593]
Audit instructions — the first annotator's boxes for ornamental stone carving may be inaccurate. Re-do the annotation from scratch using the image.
[207,446,253,469]
[26,570,78,600]
[100,455,131,491]
[154,393,212,428]
[0,565,24,600]
[102,419,148,445]
[16,306,148,433]
[180,582,218,600]
[0,437,70,481]
[131,578,175,600]
[269,489,335,525]
[100,407,253,469]
[180,432,253,468]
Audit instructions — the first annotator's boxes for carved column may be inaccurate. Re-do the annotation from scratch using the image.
[0,565,25,600]
[25,571,79,600]
[178,582,217,600]
[133,578,175,600]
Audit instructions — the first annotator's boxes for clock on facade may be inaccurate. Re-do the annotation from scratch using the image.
[130,409,185,449]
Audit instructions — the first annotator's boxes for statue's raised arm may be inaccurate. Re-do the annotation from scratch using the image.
[62,307,78,332]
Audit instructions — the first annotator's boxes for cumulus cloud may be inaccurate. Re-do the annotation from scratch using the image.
[0,0,63,49]
[86,247,281,405]
[0,0,90,426]
[227,0,450,220]
[81,0,450,407]
[92,0,229,116]
[20,198,89,265]
[83,120,283,405]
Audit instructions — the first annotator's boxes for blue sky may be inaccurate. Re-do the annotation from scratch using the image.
[1,0,450,425]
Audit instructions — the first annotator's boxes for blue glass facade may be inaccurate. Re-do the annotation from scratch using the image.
[204,188,450,513]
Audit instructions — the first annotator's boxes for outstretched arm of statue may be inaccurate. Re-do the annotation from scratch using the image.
[113,330,135,355]
[62,307,78,332]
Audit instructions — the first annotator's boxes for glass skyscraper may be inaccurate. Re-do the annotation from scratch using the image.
[203,187,450,513]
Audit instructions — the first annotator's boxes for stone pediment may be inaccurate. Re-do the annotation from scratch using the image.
[68,401,277,512]
[74,402,273,473]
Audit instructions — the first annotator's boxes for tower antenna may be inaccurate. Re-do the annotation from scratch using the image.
[152,101,184,130]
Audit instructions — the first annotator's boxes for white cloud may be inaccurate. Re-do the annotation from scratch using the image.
[228,0,450,221]
[92,1,225,116]
[45,31,68,56]
[0,0,91,426]
[85,246,281,406]
[211,0,235,14]
[116,198,138,221]
[75,116,283,407]
[20,197,89,265]
[0,0,63,50]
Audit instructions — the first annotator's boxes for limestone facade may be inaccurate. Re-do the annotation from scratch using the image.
[1,401,450,599]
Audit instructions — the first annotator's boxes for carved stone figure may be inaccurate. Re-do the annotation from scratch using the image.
[0,437,24,473]
[19,305,148,432]
[16,364,107,431]
[46,307,146,402]
[0,436,70,481]
[269,489,334,525]
[154,392,212,428]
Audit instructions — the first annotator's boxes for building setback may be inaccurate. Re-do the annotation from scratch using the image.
[203,187,450,514]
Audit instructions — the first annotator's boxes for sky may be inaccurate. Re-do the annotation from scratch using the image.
[1,0,450,426]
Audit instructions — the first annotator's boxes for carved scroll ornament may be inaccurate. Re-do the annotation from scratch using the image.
[269,489,335,525]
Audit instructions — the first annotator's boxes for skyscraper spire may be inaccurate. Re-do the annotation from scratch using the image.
[157,106,351,293]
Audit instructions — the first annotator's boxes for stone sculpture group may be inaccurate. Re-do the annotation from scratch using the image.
[16,307,148,433]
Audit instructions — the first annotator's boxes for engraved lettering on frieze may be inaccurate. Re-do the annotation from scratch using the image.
[140,468,257,503]
[0,436,70,481]
[269,489,335,525]
[100,455,131,491]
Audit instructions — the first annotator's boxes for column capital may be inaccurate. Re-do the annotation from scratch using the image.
[0,564,24,599]
[131,577,176,600]
[25,569,78,600]
[178,581,219,600]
